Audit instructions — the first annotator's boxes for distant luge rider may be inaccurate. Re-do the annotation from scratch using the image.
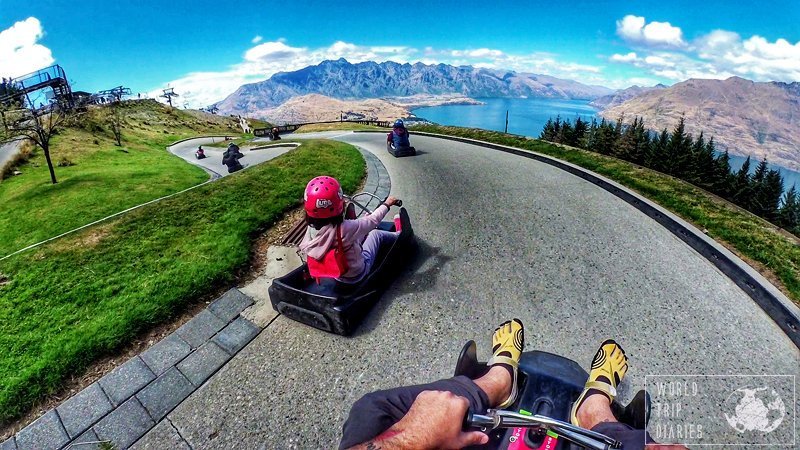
[271,127,281,140]
[195,146,207,159]
[222,142,244,173]
[387,119,411,149]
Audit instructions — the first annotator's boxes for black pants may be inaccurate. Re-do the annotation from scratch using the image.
[339,376,653,450]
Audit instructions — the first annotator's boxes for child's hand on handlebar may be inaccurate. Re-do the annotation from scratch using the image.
[385,196,400,207]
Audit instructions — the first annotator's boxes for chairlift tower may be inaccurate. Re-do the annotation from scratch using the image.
[160,88,179,107]
[98,86,132,103]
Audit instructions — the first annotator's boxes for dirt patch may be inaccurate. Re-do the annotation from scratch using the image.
[240,205,304,286]
[50,224,114,252]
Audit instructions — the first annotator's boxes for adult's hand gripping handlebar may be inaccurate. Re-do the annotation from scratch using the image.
[464,409,622,450]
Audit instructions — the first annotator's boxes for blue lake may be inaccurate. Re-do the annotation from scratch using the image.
[412,97,800,191]
[727,153,800,191]
[411,97,597,138]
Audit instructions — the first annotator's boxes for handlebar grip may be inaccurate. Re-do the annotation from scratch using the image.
[464,412,495,430]
[462,411,473,430]
[382,196,403,207]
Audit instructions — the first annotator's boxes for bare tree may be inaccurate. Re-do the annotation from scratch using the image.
[106,100,123,146]
[0,99,69,184]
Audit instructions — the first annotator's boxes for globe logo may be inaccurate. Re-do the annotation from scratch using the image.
[723,386,786,433]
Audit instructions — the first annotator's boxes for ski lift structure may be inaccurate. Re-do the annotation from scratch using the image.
[97,86,132,103]
[160,88,179,107]
[0,64,74,109]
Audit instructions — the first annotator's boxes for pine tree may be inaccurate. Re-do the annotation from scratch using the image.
[540,118,555,141]
[748,157,772,216]
[553,115,562,141]
[595,118,617,155]
[732,156,753,208]
[712,146,734,198]
[664,117,692,177]
[631,117,650,165]
[645,128,669,171]
[755,169,784,221]
[583,118,598,151]
[752,157,769,185]
[690,132,717,189]
[779,184,800,231]
[557,120,575,145]
[614,119,636,161]
[573,117,588,147]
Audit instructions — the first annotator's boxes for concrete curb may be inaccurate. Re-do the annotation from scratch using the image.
[167,135,235,147]
[356,129,800,348]
[249,143,301,151]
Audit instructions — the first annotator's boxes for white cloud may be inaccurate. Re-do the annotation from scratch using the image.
[616,15,686,49]
[244,40,306,61]
[610,48,736,81]
[697,33,800,81]
[251,35,263,44]
[0,17,55,79]
[610,14,800,83]
[611,52,638,62]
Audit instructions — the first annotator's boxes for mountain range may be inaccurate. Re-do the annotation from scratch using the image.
[216,58,613,117]
[590,84,667,109]
[600,77,800,172]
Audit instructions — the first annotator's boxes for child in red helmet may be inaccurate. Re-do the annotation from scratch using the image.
[299,176,400,282]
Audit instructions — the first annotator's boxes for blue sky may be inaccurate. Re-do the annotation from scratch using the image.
[2,0,799,107]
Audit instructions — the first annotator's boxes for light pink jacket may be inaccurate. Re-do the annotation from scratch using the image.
[299,205,389,279]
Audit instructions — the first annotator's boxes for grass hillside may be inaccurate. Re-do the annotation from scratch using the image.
[0,100,248,256]
[0,139,365,425]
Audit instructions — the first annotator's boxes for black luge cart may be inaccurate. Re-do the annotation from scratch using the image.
[269,194,416,335]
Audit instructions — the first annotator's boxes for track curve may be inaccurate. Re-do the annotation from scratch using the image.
[152,132,799,448]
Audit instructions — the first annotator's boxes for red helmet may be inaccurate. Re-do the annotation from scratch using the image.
[304,176,344,219]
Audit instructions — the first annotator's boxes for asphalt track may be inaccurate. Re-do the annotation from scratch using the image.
[142,132,799,448]
[168,137,296,179]
[0,140,21,173]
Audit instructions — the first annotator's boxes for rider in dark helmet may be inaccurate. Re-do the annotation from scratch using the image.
[387,119,411,149]
[222,142,244,173]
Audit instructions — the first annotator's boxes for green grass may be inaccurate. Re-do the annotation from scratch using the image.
[248,118,271,129]
[415,125,800,305]
[203,136,256,148]
[0,100,249,256]
[0,139,364,425]
[295,122,386,133]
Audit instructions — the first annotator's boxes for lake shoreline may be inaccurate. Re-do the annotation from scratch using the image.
[411,97,800,188]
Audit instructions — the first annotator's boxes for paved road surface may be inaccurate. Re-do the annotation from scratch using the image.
[140,132,799,448]
[168,137,296,179]
[0,140,22,173]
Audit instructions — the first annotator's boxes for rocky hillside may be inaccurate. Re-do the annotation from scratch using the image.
[600,77,800,171]
[590,84,666,109]
[257,94,409,124]
[216,58,613,116]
